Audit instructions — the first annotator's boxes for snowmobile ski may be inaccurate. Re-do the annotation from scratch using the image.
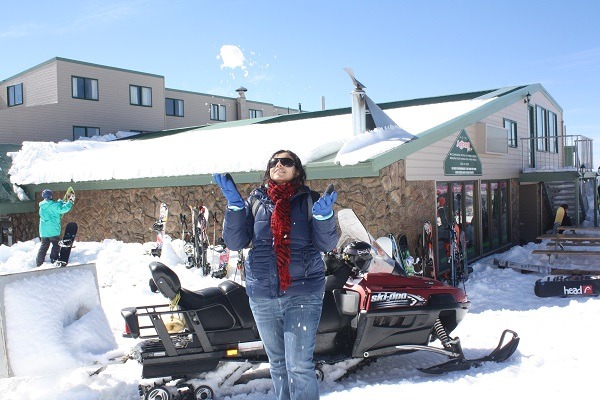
[419,329,520,374]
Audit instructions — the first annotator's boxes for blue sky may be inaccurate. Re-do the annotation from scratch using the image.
[2,0,599,164]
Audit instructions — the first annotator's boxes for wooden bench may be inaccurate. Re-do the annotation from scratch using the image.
[532,249,600,256]
[535,229,600,259]
[546,242,600,247]
[556,226,600,233]
[537,234,600,241]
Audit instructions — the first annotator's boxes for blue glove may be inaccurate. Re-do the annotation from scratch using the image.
[213,173,245,209]
[312,184,337,220]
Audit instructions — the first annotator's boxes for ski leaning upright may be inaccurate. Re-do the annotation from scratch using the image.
[235,249,246,282]
[150,203,169,257]
[186,203,211,275]
[415,221,436,279]
[442,221,469,288]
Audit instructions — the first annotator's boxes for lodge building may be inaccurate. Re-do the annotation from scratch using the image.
[0,58,595,277]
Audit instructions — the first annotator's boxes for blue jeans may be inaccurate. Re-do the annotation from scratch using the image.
[249,294,323,400]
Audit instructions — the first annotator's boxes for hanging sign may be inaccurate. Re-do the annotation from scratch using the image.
[444,129,482,176]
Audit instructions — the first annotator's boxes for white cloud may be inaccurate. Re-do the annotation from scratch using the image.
[0,23,42,39]
[218,44,248,78]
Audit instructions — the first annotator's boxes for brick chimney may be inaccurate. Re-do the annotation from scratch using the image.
[236,86,248,120]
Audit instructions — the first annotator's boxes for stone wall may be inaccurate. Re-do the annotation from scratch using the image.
[10,160,437,253]
[10,162,519,257]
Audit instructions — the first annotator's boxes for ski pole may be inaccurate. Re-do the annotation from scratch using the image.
[212,211,218,249]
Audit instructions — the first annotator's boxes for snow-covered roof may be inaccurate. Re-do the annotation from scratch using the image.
[3,84,541,207]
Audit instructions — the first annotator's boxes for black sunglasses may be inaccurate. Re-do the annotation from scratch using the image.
[268,157,295,168]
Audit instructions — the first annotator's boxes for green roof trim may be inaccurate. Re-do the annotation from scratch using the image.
[0,201,36,215]
[257,88,501,125]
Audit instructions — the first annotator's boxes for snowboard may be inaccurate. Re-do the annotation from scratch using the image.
[396,234,415,275]
[386,233,401,264]
[150,203,169,257]
[375,236,396,261]
[534,275,600,298]
[55,222,78,267]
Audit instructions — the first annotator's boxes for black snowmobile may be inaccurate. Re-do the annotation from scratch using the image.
[121,209,519,400]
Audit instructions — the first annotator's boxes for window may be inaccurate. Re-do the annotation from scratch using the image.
[73,126,100,140]
[166,98,184,117]
[504,118,517,148]
[535,106,546,151]
[535,106,558,153]
[249,109,263,119]
[72,77,98,100]
[548,111,558,153]
[7,83,23,106]
[481,180,509,253]
[436,181,477,269]
[210,104,226,121]
[130,85,152,107]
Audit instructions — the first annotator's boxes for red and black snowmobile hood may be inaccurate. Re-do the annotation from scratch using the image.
[354,272,469,310]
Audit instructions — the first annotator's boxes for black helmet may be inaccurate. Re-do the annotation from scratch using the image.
[41,189,53,200]
[343,241,372,274]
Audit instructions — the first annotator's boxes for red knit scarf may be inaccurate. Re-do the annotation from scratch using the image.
[267,180,299,291]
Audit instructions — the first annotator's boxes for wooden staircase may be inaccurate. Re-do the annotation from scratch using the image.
[543,181,586,224]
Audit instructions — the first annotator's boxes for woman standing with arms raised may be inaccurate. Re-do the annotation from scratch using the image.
[214,149,338,400]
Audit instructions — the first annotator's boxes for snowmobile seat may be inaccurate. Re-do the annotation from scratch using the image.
[150,262,239,331]
[217,280,256,328]
[149,261,182,300]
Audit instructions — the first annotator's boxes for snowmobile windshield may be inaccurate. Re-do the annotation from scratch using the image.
[336,209,406,276]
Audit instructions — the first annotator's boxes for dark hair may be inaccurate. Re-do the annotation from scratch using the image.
[262,149,306,186]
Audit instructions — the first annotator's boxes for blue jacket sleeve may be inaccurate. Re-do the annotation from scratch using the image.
[222,204,253,251]
[311,212,338,252]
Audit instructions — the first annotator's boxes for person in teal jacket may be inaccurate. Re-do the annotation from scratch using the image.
[36,189,75,267]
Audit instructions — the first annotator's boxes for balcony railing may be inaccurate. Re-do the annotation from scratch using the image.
[521,134,594,173]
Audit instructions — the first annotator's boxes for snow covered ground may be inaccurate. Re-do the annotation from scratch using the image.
[0,218,599,400]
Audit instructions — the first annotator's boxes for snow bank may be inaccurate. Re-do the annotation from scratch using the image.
[2,266,116,376]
